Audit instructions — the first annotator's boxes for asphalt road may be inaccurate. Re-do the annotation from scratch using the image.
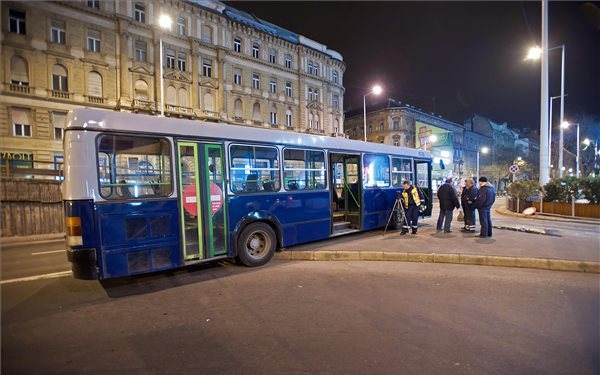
[2,261,598,375]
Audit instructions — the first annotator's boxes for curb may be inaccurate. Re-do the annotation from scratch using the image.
[273,250,600,274]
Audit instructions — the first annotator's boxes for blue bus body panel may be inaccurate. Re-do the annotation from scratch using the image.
[64,200,97,249]
[362,189,398,229]
[227,191,331,248]
[95,199,181,279]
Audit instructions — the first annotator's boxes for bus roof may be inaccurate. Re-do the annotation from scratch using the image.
[66,108,431,160]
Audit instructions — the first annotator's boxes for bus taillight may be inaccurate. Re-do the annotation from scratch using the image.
[65,216,83,246]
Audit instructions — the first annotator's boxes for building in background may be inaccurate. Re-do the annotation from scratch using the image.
[1,0,345,177]
[344,98,492,190]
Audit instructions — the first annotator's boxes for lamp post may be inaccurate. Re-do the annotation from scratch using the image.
[562,121,580,178]
[158,14,172,117]
[548,94,567,178]
[476,147,489,180]
[363,85,382,142]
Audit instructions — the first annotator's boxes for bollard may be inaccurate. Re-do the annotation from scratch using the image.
[571,194,575,217]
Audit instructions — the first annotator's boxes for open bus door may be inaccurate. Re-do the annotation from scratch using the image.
[415,159,433,217]
[330,153,361,235]
[177,142,228,262]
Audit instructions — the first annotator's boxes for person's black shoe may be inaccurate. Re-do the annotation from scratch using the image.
[443,230,452,233]
[400,232,408,236]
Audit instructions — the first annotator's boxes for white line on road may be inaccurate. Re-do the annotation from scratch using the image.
[1,271,72,285]
[31,249,65,256]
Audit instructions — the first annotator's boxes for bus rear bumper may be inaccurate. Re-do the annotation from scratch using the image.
[67,247,98,280]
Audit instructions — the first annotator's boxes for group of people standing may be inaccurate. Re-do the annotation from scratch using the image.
[436,176,496,238]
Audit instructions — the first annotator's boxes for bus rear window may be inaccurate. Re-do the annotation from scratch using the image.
[97,135,172,199]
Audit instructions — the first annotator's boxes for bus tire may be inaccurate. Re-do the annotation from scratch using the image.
[237,222,277,267]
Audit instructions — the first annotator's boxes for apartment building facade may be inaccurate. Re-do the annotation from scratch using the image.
[1,0,346,175]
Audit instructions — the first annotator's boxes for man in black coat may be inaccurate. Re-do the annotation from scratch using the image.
[460,178,478,232]
[473,176,496,238]
[436,177,460,233]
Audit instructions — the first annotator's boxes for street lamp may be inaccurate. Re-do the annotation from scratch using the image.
[476,146,489,180]
[363,85,382,142]
[527,44,566,177]
[158,14,172,117]
[562,121,580,178]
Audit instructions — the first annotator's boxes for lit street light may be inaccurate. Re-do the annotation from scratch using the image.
[527,44,566,177]
[562,121,580,178]
[158,14,172,117]
[476,146,489,180]
[363,85,382,142]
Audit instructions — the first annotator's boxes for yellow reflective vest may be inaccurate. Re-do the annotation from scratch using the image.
[402,186,421,208]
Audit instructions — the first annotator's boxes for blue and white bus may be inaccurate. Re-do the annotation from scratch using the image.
[63,108,432,279]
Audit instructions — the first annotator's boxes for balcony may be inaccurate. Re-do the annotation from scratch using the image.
[252,120,263,127]
[307,128,325,135]
[232,116,244,124]
[86,95,104,104]
[132,99,156,113]
[9,83,31,94]
[165,104,195,118]
[49,90,71,100]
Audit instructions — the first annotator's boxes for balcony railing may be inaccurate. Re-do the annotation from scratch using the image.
[9,83,31,94]
[307,128,325,134]
[232,116,244,123]
[252,120,263,127]
[132,99,156,112]
[50,90,71,99]
[86,95,104,104]
[166,104,195,117]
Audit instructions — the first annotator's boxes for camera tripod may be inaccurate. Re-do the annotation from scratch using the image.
[383,194,410,236]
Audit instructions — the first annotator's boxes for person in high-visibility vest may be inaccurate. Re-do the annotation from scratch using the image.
[401,180,425,235]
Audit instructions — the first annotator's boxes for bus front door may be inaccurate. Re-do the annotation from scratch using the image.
[177,142,228,261]
[330,153,361,232]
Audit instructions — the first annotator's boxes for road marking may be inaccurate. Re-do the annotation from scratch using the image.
[0,271,72,285]
[31,249,65,256]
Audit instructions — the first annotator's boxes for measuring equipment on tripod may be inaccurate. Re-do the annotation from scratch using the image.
[383,191,409,235]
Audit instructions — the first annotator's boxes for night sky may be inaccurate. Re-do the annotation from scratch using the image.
[226,1,600,129]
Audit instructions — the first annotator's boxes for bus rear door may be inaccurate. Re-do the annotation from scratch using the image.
[177,142,228,262]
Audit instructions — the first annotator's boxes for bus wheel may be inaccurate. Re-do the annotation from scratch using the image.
[237,222,277,267]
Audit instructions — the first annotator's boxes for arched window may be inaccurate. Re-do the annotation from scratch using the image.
[87,71,103,98]
[252,102,261,121]
[234,99,243,118]
[285,109,292,127]
[333,119,339,133]
[166,85,176,105]
[203,92,213,111]
[134,79,149,99]
[10,56,28,85]
[308,113,313,129]
[52,64,68,91]
[315,114,320,129]
[178,88,187,106]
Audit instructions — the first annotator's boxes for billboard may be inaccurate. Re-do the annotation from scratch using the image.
[415,122,454,182]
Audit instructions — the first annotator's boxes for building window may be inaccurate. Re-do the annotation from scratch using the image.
[12,108,31,137]
[314,63,319,77]
[307,61,313,75]
[134,3,145,23]
[285,82,292,97]
[308,113,313,129]
[368,125,372,134]
[234,68,241,85]
[134,79,149,100]
[252,73,260,90]
[252,43,260,59]
[393,119,400,130]
[333,95,339,109]
[177,53,186,71]
[166,50,175,69]
[315,115,320,129]
[202,59,212,77]
[286,110,292,127]
[233,37,241,53]
[10,56,29,86]
[379,123,384,132]
[87,0,99,9]
[269,48,276,64]
[252,102,261,122]
[50,20,66,44]
[333,70,338,84]
[201,25,212,44]
[52,64,68,92]
[87,30,101,52]
[270,111,277,125]
[177,16,186,35]
[285,54,292,69]
[314,89,319,102]
[308,88,313,101]
[87,71,103,98]
[270,79,276,94]
[134,40,147,62]
[9,9,26,35]
[53,112,67,140]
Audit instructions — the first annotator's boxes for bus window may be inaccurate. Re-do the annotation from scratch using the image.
[96,135,172,199]
[392,157,413,186]
[283,148,326,191]
[363,154,390,188]
[229,144,280,193]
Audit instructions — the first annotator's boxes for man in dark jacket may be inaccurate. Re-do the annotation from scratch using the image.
[473,176,496,238]
[436,177,460,233]
[460,178,478,232]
